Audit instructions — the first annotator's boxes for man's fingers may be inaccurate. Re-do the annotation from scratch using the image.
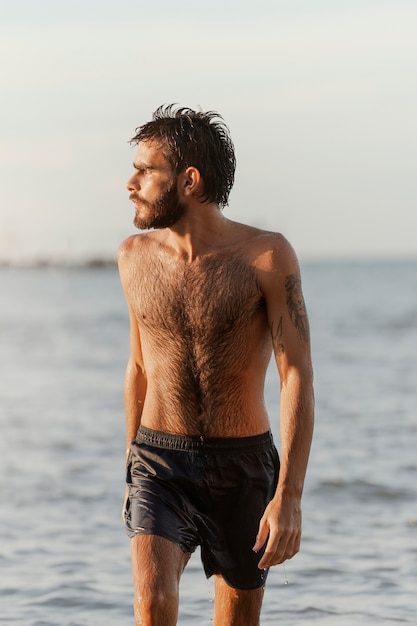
[252,519,269,553]
[257,530,300,569]
[257,531,282,569]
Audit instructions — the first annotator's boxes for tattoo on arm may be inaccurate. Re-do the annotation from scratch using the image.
[285,274,310,342]
[271,316,285,355]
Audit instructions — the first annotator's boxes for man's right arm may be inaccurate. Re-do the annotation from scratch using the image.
[118,241,147,517]
[124,341,147,460]
[118,240,147,461]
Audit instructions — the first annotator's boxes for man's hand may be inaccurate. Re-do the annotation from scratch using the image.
[253,496,302,569]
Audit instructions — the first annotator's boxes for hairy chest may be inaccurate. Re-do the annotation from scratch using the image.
[129,253,263,340]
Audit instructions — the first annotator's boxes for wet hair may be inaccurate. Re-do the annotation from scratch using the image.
[129,104,236,208]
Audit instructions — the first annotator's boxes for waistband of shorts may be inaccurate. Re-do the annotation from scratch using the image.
[136,425,274,453]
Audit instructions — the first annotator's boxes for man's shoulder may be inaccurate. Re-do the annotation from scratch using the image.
[250,228,288,248]
[239,225,293,257]
[243,227,299,275]
[118,232,158,259]
[118,233,160,284]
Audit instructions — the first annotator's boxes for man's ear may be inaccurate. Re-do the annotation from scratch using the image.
[179,166,202,199]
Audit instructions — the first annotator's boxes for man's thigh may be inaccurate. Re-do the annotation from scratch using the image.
[131,534,190,592]
[213,575,264,626]
[131,535,191,625]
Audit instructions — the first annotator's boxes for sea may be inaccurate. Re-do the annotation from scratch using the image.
[1,259,416,625]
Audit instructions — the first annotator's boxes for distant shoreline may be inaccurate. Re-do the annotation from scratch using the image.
[0,258,118,269]
[1,256,416,270]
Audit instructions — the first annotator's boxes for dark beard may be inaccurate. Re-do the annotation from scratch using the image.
[133,184,186,230]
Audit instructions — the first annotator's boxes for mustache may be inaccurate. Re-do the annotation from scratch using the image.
[129,192,151,208]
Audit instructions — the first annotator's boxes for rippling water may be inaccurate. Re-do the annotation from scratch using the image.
[1,261,416,625]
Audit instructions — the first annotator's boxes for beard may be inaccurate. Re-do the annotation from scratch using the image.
[131,182,186,230]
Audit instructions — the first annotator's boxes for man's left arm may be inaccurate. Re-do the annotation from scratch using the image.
[254,234,314,568]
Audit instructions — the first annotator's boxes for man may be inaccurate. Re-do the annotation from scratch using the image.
[118,105,314,626]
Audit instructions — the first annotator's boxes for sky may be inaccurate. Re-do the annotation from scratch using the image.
[1,0,416,263]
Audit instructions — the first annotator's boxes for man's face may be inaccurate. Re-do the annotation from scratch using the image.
[127,140,186,230]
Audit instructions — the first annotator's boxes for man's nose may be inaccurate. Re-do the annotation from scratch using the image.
[126,174,139,192]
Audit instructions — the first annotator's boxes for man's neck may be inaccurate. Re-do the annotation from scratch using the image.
[158,204,232,262]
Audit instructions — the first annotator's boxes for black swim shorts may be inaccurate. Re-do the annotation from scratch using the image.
[124,425,280,590]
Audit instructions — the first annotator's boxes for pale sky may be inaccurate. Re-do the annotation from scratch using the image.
[1,0,416,263]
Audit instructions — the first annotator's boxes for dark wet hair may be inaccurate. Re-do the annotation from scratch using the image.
[129,104,236,208]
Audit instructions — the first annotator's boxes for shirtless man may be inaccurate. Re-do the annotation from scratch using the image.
[118,105,314,626]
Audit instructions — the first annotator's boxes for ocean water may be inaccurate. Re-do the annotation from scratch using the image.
[0,260,416,625]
